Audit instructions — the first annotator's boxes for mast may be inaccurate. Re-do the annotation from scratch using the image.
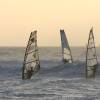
[86,27,98,78]
[22,30,40,80]
[60,29,73,63]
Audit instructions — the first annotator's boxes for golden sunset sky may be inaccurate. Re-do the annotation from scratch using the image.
[0,0,100,47]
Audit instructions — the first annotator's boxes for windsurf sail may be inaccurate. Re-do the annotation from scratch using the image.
[86,27,98,78]
[22,30,40,80]
[60,29,73,63]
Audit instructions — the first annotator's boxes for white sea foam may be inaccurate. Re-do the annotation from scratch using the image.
[0,47,100,100]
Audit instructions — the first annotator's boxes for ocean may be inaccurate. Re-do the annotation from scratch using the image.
[0,47,100,100]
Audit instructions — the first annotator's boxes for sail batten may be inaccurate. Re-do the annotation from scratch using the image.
[60,29,73,63]
[25,50,38,55]
[86,27,98,78]
[22,30,40,80]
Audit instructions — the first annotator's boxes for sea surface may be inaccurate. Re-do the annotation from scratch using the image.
[0,47,100,100]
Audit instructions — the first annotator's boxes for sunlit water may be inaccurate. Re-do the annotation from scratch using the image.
[0,47,100,100]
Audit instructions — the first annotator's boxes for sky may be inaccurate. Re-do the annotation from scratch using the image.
[0,0,100,47]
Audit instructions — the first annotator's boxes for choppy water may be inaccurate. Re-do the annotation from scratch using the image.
[0,47,100,100]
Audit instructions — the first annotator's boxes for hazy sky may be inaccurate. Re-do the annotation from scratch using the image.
[0,0,100,47]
